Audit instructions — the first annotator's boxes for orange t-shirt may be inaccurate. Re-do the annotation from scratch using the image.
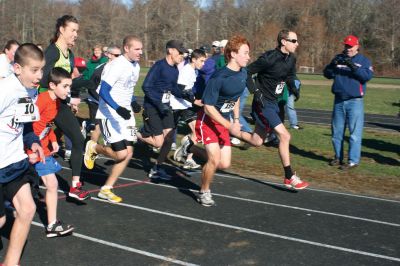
[29,91,60,157]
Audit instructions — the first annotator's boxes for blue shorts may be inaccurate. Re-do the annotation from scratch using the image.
[252,100,282,130]
[34,156,62,176]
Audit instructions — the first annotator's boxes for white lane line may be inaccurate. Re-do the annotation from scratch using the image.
[89,157,400,204]
[89,197,400,262]
[60,166,400,227]
[31,221,199,266]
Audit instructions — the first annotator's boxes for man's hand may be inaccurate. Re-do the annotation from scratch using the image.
[28,153,38,164]
[229,120,241,137]
[31,142,45,163]
[51,141,59,155]
[116,106,131,120]
[131,101,142,113]
[343,57,358,71]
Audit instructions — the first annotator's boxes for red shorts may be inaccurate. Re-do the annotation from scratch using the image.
[195,110,231,146]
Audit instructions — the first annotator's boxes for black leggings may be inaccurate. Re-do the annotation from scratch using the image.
[54,102,84,177]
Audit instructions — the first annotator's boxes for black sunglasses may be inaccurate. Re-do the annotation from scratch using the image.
[110,53,121,57]
[285,39,298,44]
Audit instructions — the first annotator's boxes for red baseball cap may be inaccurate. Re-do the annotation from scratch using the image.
[74,57,87,68]
[343,35,359,47]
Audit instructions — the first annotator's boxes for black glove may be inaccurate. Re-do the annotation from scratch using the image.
[293,89,300,101]
[343,56,358,71]
[332,54,346,65]
[131,101,142,113]
[181,90,195,103]
[116,106,131,120]
[156,102,171,116]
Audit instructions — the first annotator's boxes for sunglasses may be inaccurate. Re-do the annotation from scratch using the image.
[110,53,121,57]
[285,39,298,44]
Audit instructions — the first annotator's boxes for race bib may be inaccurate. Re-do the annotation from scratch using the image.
[14,97,39,123]
[220,101,235,113]
[127,126,138,143]
[275,82,285,95]
[162,91,171,103]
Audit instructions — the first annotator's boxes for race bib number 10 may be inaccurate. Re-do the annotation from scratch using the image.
[14,98,39,123]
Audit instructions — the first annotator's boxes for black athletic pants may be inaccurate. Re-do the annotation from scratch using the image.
[54,102,84,177]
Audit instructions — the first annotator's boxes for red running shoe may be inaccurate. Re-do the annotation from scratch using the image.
[284,174,309,190]
[69,182,91,200]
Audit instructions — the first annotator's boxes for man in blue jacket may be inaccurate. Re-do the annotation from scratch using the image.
[323,35,373,170]
[138,40,188,179]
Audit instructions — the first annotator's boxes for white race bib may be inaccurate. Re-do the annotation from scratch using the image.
[14,98,39,123]
[162,92,171,103]
[275,82,285,95]
[127,126,137,143]
[220,101,235,113]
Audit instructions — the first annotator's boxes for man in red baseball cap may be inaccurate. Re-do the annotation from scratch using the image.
[323,35,373,170]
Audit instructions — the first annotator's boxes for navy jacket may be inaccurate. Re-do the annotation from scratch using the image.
[142,58,182,109]
[323,53,373,100]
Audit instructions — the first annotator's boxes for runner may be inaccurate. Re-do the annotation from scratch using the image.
[239,29,309,190]
[0,43,45,265]
[172,48,207,169]
[136,40,189,180]
[175,35,250,206]
[40,15,90,201]
[27,67,74,237]
[83,35,143,203]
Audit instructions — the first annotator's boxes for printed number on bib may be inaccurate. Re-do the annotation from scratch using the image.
[127,126,138,143]
[14,98,39,123]
[162,91,171,103]
[220,101,235,113]
[275,82,285,95]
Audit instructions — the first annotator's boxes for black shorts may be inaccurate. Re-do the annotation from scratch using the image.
[0,167,34,217]
[141,107,175,137]
[174,108,198,126]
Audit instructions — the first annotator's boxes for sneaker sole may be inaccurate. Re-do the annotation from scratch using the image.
[197,198,215,207]
[97,194,122,203]
[46,227,75,238]
[150,174,171,181]
[284,184,309,190]
[173,148,183,162]
[68,193,91,201]
[84,141,95,170]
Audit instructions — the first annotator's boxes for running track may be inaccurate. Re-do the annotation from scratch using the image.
[0,156,399,265]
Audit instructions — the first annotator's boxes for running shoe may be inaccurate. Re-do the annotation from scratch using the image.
[46,220,74,238]
[183,159,201,170]
[284,174,309,190]
[339,162,358,170]
[81,120,87,138]
[197,191,215,207]
[230,137,241,145]
[174,135,191,162]
[329,158,342,166]
[148,165,171,181]
[64,150,71,161]
[84,140,97,170]
[98,188,122,203]
[171,142,177,151]
[69,182,91,201]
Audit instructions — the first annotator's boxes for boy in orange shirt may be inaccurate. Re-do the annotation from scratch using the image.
[27,67,74,237]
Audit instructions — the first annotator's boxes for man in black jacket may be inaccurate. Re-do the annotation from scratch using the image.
[235,29,309,190]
